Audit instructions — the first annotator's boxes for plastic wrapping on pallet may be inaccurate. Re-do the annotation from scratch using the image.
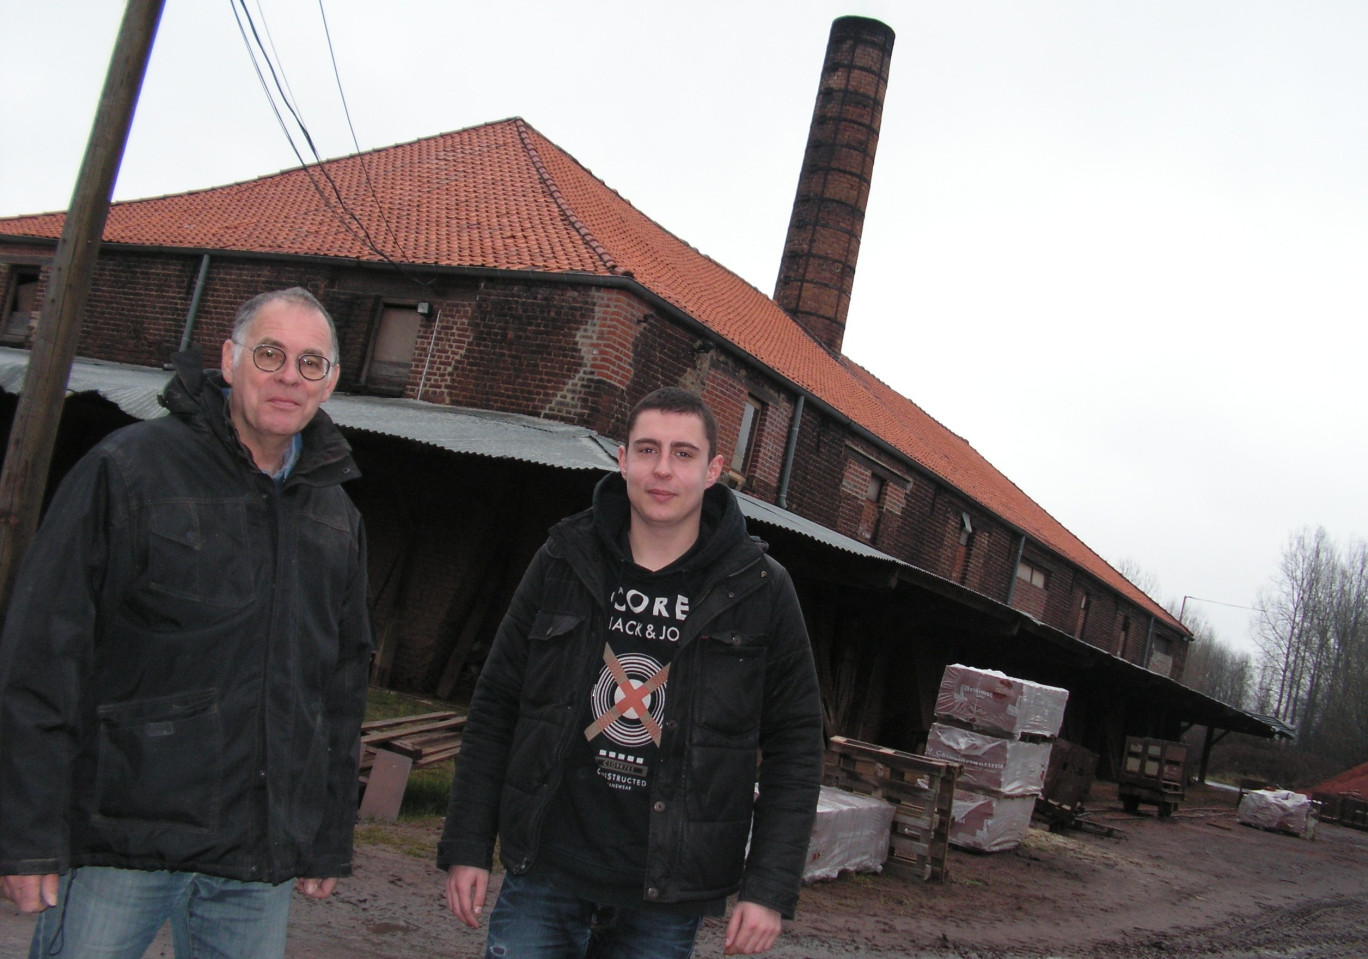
[947,788,1036,852]
[924,723,1052,797]
[1237,789,1319,840]
[934,664,1069,739]
[803,785,897,882]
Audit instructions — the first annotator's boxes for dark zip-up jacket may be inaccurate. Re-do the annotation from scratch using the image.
[438,475,823,917]
[0,351,372,884]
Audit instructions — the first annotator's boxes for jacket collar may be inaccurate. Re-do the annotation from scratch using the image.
[159,347,361,487]
[554,473,762,592]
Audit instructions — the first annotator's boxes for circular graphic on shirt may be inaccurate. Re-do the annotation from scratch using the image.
[589,652,669,749]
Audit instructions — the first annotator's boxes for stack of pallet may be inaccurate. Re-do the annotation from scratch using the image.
[357,711,465,821]
[822,735,959,882]
[925,664,1068,852]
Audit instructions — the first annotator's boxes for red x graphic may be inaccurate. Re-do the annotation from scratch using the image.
[584,644,670,744]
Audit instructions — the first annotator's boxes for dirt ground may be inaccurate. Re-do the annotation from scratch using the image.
[4,782,1367,958]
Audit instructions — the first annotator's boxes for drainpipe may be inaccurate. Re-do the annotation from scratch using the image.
[178,253,211,353]
[1005,533,1026,606]
[775,394,805,509]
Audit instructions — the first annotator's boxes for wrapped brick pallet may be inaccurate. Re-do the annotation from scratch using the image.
[1237,789,1320,840]
[933,664,1068,852]
[935,663,1069,740]
[925,723,1051,797]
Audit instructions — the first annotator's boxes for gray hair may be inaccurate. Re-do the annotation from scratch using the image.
[230,287,339,364]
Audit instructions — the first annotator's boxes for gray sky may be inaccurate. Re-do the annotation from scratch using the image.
[3,1,1365,656]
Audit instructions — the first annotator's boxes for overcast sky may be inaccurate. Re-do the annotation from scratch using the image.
[3,1,1365,656]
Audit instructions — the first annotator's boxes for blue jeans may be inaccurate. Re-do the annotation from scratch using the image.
[29,866,293,959]
[485,872,701,959]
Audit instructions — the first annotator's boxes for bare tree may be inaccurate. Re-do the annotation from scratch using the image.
[1301,539,1368,766]
[1180,608,1253,708]
[1254,528,1368,767]
[1115,557,1163,605]
[1255,527,1334,729]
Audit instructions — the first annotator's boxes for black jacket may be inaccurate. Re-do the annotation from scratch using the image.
[0,351,372,884]
[438,475,823,917]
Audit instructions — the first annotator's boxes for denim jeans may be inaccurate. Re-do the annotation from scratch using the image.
[485,872,701,959]
[29,866,293,959]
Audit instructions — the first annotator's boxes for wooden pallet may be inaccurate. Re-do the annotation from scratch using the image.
[357,711,465,822]
[360,711,466,773]
[823,735,959,883]
[1311,792,1368,831]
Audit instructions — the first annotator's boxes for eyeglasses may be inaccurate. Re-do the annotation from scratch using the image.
[235,342,334,381]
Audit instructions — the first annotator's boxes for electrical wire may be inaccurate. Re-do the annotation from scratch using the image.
[229,0,429,288]
[317,0,409,262]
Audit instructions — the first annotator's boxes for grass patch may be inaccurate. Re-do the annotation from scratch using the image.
[354,816,443,860]
[364,686,462,723]
[361,686,464,822]
[401,760,455,818]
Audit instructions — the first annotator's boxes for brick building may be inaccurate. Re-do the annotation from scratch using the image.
[0,18,1273,770]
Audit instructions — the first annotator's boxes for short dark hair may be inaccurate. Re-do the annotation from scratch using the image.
[626,387,718,460]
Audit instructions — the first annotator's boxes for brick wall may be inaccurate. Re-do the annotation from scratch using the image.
[0,241,1182,677]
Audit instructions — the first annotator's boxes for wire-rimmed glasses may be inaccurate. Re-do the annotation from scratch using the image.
[235,342,334,381]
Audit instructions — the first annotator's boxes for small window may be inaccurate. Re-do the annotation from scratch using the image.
[1016,561,1048,589]
[1075,592,1091,638]
[731,395,763,474]
[3,268,40,339]
[362,305,423,393]
[857,470,886,543]
[866,473,884,503]
[955,512,975,583]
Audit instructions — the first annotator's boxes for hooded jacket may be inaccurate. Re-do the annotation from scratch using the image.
[0,351,372,884]
[438,474,823,917]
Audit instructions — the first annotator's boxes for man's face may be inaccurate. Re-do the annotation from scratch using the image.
[617,409,724,535]
[220,300,337,459]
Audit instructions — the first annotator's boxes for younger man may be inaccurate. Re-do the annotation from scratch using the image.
[440,387,823,956]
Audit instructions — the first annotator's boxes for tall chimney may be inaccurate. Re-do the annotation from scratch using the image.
[774,16,894,354]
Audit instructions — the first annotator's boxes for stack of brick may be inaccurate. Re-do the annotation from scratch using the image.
[926,664,1069,852]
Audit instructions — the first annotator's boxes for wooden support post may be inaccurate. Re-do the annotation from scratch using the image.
[0,0,165,612]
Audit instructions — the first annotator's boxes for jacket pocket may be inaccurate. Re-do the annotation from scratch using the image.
[521,611,586,710]
[94,689,222,832]
[695,632,767,741]
[142,500,253,611]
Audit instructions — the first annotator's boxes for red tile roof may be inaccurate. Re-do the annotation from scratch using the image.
[0,117,1180,632]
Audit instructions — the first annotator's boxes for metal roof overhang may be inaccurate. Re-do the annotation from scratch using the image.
[889,562,1288,738]
[0,349,898,547]
[0,348,1284,740]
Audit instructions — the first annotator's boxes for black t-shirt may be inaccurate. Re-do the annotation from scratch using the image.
[536,539,715,913]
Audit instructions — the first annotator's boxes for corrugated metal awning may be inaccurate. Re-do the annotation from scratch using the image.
[0,348,888,557]
[0,348,619,472]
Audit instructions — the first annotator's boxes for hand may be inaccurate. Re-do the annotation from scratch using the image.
[2,874,60,913]
[445,865,489,928]
[294,877,338,900]
[724,900,782,955]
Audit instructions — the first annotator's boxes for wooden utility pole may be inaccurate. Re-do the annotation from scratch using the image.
[0,0,165,613]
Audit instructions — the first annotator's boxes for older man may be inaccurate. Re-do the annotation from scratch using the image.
[0,288,372,959]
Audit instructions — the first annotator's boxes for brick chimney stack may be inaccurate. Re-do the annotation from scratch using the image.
[774,16,895,354]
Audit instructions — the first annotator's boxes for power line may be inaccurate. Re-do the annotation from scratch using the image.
[316,0,408,262]
[229,0,429,288]
[1180,594,1265,625]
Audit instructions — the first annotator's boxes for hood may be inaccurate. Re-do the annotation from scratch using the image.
[590,472,751,574]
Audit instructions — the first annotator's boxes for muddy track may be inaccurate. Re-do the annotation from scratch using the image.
[3,784,1365,958]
